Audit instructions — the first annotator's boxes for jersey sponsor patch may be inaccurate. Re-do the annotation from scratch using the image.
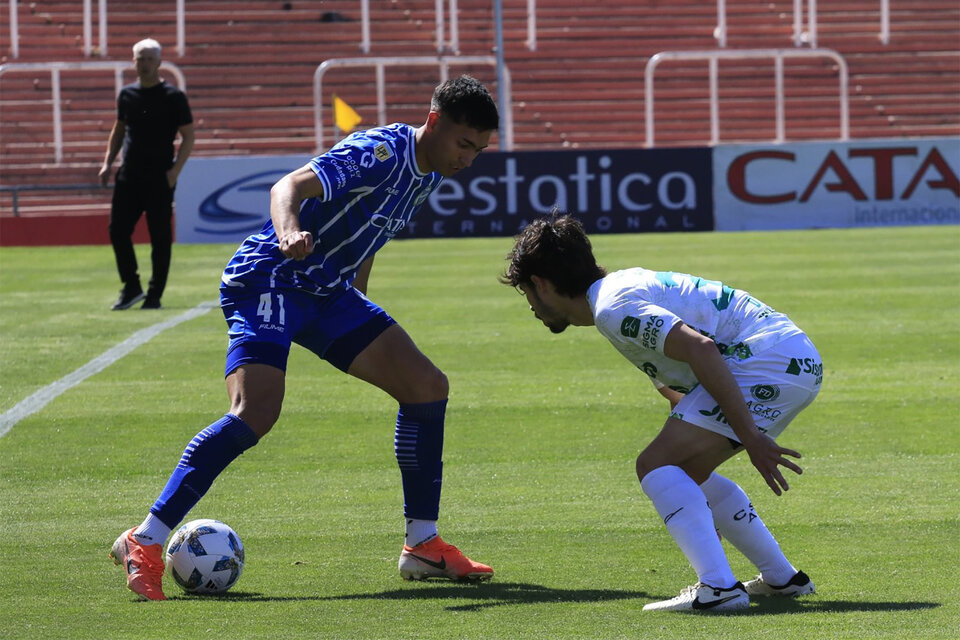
[750,384,780,401]
[374,143,392,162]
[641,315,666,349]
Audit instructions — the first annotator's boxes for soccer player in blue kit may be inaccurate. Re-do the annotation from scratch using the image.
[501,215,821,612]
[110,75,499,600]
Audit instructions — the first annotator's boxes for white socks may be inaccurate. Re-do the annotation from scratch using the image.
[405,518,438,548]
[699,472,797,586]
[132,512,172,547]
[641,465,738,589]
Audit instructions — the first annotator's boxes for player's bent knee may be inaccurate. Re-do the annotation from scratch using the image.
[236,406,280,438]
[392,366,448,404]
[635,454,653,482]
[635,453,669,483]
[424,367,449,401]
[226,364,285,438]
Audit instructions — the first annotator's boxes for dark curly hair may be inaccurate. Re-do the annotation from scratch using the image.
[500,214,607,297]
[431,75,499,132]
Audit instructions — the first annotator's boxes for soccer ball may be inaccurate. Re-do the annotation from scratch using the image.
[165,519,245,594]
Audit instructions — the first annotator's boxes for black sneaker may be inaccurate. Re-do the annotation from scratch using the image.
[141,297,162,310]
[111,289,145,310]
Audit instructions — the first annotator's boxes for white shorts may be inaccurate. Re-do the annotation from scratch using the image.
[670,333,822,445]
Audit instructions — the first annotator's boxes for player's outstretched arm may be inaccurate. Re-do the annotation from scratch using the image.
[663,322,802,495]
[271,164,324,260]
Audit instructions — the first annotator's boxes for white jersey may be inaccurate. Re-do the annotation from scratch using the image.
[587,268,803,394]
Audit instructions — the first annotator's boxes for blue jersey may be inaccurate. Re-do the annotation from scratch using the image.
[221,123,442,296]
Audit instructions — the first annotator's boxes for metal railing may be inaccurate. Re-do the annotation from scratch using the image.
[526,0,538,51]
[644,48,849,148]
[0,61,186,164]
[8,0,538,59]
[795,0,818,47]
[436,0,459,54]
[313,56,513,152]
[8,0,19,58]
[714,0,892,48]
[0,184,103,217]
[80,0,186,58]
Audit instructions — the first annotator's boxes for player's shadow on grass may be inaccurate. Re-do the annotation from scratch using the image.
[322,581,652,611]
[193,582,650,611]
[175,588,940,615]
[740,598,941,616]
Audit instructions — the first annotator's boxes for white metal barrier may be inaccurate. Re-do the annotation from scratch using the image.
[9,0,19,58]
[526,0,537,51]
[0,61,186,164]
[714,0,891,48]
[436,0,459,54]
[313,56,513,152]
[9,0,536,59]
[79,0,185,58]
[644,48,849,148]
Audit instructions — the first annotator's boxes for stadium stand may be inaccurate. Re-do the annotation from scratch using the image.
[1,0,957,225]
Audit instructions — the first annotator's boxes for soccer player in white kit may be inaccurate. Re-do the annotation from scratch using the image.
[501,215,821,612]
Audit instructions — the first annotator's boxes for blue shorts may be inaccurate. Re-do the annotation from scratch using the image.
[220,285,396,376]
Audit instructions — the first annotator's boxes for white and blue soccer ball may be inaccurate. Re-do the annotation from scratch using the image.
[165,519,244,594]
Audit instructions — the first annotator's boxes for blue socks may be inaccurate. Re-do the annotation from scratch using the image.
[150,413,258,529]
[395,400,446,521]
[149,402,444,533]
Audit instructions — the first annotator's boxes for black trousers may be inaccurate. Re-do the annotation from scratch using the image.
[109,172,174,300]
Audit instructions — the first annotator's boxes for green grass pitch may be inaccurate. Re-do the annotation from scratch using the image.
[0,226,957,639]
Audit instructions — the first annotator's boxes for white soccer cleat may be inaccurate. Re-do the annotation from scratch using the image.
[642,581,749,612]
[744,570,815,597]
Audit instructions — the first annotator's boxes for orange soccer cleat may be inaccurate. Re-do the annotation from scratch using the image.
[399,536,494,582]
[109,528,167,601]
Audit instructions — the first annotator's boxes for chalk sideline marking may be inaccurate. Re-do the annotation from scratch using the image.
[0,301,218,439]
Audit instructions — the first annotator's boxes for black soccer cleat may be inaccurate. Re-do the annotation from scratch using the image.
[744,570,815,597]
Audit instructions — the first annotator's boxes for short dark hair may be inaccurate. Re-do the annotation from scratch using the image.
[431,75,499,132]
[500,214,607,297]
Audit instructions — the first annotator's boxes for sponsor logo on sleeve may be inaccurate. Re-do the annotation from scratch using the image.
[621,316,641,338]
[374,143,393,162]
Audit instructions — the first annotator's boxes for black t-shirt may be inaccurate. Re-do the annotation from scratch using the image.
[117,80,193,178]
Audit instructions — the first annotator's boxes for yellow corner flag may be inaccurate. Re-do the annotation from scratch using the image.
[333,94,362,133]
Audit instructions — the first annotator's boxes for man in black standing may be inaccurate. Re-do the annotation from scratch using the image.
[99,38,194,310]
